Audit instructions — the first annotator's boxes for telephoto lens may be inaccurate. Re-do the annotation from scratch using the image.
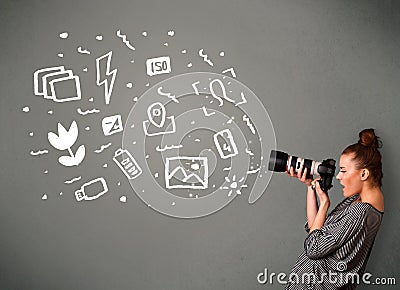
[268,150,336,192]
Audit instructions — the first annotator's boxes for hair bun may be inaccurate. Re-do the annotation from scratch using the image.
[358,128,382,149]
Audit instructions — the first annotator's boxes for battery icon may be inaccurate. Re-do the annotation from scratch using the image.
[113,148,143,180]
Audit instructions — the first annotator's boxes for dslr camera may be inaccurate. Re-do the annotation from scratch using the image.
[268,150,336,192]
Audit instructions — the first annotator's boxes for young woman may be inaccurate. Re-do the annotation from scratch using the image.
[285,129,384,289]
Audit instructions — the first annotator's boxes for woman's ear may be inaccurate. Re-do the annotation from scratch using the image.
[361,169,370,181]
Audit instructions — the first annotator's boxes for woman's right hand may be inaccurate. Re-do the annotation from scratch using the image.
[285,166,313,187]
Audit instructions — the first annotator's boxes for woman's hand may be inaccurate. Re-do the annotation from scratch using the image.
[285,166,313,187]
[308,178,330,232]
[311,178,330,205]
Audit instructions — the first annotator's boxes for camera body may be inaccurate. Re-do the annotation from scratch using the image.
[268,150,336,192]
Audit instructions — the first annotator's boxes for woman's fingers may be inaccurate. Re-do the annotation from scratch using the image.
[297,167,303,179]
[286,166,313,187]
[300,167,308,181]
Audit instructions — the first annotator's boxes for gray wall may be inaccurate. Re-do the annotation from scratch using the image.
[1,0,399,289]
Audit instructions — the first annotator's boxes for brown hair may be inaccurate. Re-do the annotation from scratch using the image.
[342,129,383,187]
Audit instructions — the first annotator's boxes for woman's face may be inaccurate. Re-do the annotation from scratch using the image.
[336,153,363,197]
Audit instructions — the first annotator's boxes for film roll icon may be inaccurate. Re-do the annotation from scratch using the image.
[113,148,143,180]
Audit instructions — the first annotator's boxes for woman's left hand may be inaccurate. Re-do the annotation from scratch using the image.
[311,178,330,205]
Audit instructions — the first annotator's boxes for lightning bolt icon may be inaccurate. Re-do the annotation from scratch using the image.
[96,51,117,105]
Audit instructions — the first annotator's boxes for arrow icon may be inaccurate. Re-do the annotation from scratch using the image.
[96,51,117,105]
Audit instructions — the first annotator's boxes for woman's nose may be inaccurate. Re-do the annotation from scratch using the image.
[336,173,341,180]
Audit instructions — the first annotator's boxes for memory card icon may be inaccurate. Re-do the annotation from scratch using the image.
[75,177,108,201]
[113,148,142,180]
[213,129,239,159]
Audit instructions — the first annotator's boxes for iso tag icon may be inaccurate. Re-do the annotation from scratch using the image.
[122,72,276,218]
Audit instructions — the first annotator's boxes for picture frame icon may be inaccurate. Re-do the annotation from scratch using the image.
[42,70,73,99]
[49,75,82,103]
[165,156,208,189]
[34,66,65,96]
[33,66,82,102]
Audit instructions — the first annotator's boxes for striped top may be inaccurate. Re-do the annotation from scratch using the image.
[286,194,383,290]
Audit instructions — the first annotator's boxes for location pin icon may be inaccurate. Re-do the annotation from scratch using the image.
[147,102,166,128]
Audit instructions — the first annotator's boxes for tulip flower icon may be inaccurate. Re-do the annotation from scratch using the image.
[47,120,86,166]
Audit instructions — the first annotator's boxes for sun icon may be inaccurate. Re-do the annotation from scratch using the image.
[222,175,248,197]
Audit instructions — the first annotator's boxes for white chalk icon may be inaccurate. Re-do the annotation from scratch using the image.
[33,66,81,102]
[102,114,123,136]
[75,177,108,201]
[47,120,86,166]
[77,46,91,54]
[77,108,100,115]
[198,49,214,66]
[247,167,260,174]
[158,86,179,103]
[243,115,256,134]
[165,157,208,189]
[48,76,81,103]
[235,92,247,106]
[116,29,135,50]
[59,32,69,39]
[209,79,236,106]
[156,144,183,152]
[213,129,239,159]
[222,175,248,196]
[192,81,200,95]
[146,56,172,76]
[245,148,254,156]
[222,67,237,78]
[143,102,176,136]
[113,148,142,180]
[34,66,64,95]
[30,149,49,156]
[96,51,117,105]
[201,106,215,117]
[64,176,82,184]
[94,142,112,153]
[42,70,73,99]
